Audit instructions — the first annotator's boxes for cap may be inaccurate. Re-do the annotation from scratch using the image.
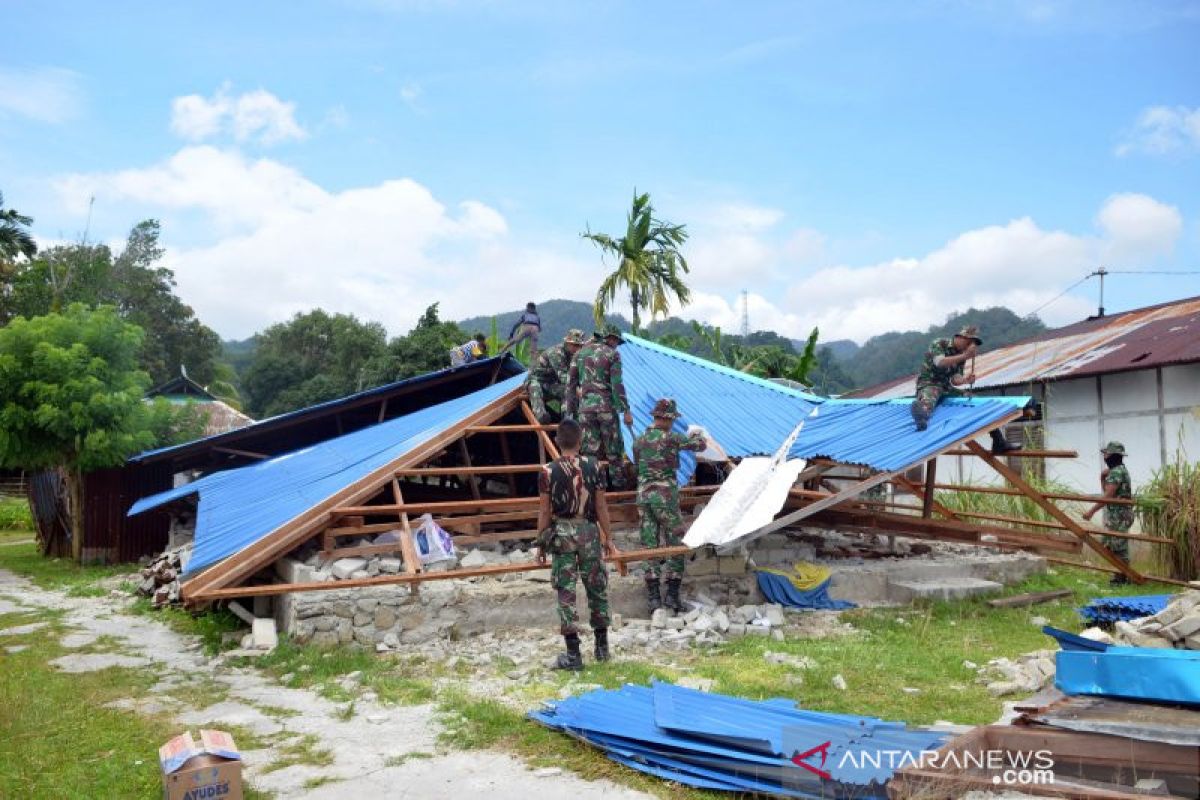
[955,325,982,344]
[651,398,680,419]
[1101,441,1126,455]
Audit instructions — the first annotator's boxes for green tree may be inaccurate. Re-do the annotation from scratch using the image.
[366,303,469,384]
[585,191,690,332]
[242,309,389,417]
[1,220,225,386]
[0,305,155,559]
[0,191,37,262]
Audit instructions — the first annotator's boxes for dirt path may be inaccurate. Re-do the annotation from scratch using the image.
[0,568,650,799]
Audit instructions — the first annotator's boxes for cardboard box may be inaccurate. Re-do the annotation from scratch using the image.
[159,729,243,800]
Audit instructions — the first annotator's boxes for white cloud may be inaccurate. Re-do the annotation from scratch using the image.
[400,81,424,112]
[169,85,307,145]
[685,203,822,287]
[56,146,589,338]
[1116,105,1200,156]
[683,194,1183,343]
[0,66,83,123]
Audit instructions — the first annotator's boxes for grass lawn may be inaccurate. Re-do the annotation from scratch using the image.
[0,532,1183,800]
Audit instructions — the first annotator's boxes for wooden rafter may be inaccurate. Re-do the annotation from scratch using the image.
[181,385,527,601]
[964,440,1142,581]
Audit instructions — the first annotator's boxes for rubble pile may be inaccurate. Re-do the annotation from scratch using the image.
[1110,590,1200,650]
[976,650,1057,697]
[135,544,192,607]
[277,543,538,584]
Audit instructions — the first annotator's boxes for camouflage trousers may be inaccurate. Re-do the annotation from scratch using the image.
[639,489,686,582]
[527,380,564,423]
[505,323,540,359]
[910,383,961,426]
[549,520,611,635]
[579,411,630,490]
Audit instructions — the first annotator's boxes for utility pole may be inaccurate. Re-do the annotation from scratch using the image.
[1091,266,1108,317]
[740,289,750,338]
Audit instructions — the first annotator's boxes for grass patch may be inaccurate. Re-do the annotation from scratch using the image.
[383,751,434,767]
[0,528,34,545]
[255,638,439,705]
[252,703,301,719]
[303,775,339,789]
[263,733,334,773]
[167,675,231,710]
[0,498,32,530]
[0,609,270,799]
[128,596,244,655]
[0,541,131,596]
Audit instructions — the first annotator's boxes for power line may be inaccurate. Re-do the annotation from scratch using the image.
[1024,273,1092,318]
[1024,267,1199,320]
[1105,270,1200,275]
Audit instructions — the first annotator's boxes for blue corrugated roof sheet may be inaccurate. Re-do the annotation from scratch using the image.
[1079,594,1172,624]
[529,682,947,797]
[619,335,1029,477]
[130,375,525,575]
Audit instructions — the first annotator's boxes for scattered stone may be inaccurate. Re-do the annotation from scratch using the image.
[379,557,403,574]
[533,768,563,778]
[1110,591,1200,650]
[831,674,847,691]
[251,618,278,651]
[901,687,921,694]
[666,617,685,631]
[5,645,28,654]
[650,608,669,629]
[331,557,369,580]
[762,605,786,627]
[963,660,978,670]
[676,676,715,692]
[134,543,192,606]
[366,714,388,725]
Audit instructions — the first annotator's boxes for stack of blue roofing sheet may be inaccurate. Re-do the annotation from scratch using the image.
[1078,594,1172,624]
[529,682,947,798]
[1044,625,1200,705]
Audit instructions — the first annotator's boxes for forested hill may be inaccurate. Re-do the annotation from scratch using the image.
[457,299,628,345]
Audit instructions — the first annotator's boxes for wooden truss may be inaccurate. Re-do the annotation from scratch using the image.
[182,390,1179,604]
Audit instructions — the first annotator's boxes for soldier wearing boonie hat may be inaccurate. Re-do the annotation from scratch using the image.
[526,328,586,424]
[1084,441,1135,584]
[633,398,706,614]
[566,323,632,489]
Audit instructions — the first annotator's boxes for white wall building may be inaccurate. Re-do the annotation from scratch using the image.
[856,296,1200,494]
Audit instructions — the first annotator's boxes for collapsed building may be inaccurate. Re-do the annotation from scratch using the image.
[118,334,1185,646]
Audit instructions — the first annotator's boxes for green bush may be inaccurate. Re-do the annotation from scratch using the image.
[0,497,33,530]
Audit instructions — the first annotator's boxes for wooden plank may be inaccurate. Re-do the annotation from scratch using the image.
[436,510,540,529]
[322,541,405,560]
[181,386,526,600]
[924,507,1174,545]
[453,529,539,546]
[521,401,560,460]
[1042,556,1191,587]
[377,398,388,423]
[191,544,695,601]
[929,481,1136,506]
[457,440,482,501]
[497,432,519,495]
[921,457,937,518]
[465,424,558,433]
[822,508,1084,554]
[395,464,545,477]
[966,440,1142,582]
[987,589,1073,608]
[942,448,1078,458]
[391,480,421,577]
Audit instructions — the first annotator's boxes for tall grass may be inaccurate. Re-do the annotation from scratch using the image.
[935,474,1083,533]
[0,497,33,530]
[1140,449,1200,581]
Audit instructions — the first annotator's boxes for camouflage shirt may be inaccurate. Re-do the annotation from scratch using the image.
[1103,464,1134,532]
[566,340,629,417]
[634,427,706,493]
[538,454,602,521]
[916,338,964,392]
[527,342,572,391]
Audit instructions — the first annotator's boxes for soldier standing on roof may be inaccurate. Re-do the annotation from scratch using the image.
[1083,441,1135,585]
[634,398,706,614]
[566,323,634,489]
[526,329,586,424]
[535,418,620,670]
[910,324,1021,454]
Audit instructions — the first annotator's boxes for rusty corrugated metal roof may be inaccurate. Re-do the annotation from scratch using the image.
[855,295,1200,399]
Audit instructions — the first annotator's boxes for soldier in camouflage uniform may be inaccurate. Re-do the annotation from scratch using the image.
[535,418,620,669]
[1084,441,1135,585]
[634,398,706,614]
[526,329,586,423]
[566,323,634,490]
[910,324,1020,453]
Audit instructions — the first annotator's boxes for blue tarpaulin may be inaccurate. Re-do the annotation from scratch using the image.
[756,571,855,611]
[530,681,947,798]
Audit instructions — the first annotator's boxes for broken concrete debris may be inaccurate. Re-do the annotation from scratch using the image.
[135,543,192,607]
[1108,590,1200,650]
[976,650,1057,697]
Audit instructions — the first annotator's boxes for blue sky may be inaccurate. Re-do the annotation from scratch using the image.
[3,0,1198,342]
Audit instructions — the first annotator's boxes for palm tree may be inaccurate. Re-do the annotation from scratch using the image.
[0,192,37,262]
[584,191,690,332]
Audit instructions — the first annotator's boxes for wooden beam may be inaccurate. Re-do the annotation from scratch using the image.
[942,448,1078,459]
[456,440,482,501]
[497,432,519,495]
[436,510,539,529]
[213,446,269,460]
[521,400,560,460]
[453,529,540,546]
[465,424,558,433]
[190,544,697,601]
[1042,556,1190,587]
[928,481,1136,506]
[391,480,421,578]
[826,508,1084,554]
[181,386,526,600]
[987,589,1072,608]
[965,440,1142,582]
[917,507,1174,545]
[395,464,544,477]
[921,457,937,518]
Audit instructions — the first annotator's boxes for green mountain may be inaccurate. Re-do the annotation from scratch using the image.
[458,299,629,346]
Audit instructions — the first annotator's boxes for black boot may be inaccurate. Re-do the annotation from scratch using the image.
[646,579,662,613]
[990,429,1022,455]
[665,579,686,614]
[1109,573,1130,586]
[593,628,610,662]
[911,403,929,432]
[553,633,583,671]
